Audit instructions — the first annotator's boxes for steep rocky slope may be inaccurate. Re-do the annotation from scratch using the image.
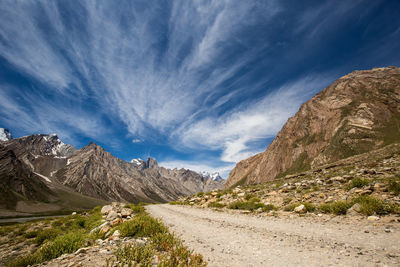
[55,143,223,203]
[226,67,400,188]
[0,132,223,212]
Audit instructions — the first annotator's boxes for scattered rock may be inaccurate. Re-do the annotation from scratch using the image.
[294,204,306,214]
[101,205,113,215]
[72,211,77,215]
[367,216,380,221]
[106,210,118,221]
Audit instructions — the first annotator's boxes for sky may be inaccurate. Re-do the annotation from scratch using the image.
[1,0,400,178]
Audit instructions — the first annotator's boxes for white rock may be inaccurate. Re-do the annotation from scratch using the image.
[367,215,380,221]
[106,210,118,221]
[294,204,306,213]
[112,230,120,237]
[71,212,77,215]
[101,205,113,215]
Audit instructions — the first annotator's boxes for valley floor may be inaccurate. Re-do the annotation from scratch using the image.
[147,204,400,267]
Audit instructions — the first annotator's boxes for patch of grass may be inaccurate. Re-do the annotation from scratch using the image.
[244,193,255,200]
[23,230,39,239]
[319,201,351,215]
[35,228,63,245]
[284,202,315,212]
[158,243,206,267]
[196,192,204,197]
[388,177,400,195]
[346,177,370,190]
[352,195,396,216]
[228,201,265,211]
[118,214,167,238]
[169,200,181,205]
[151,232,178,252]
[318,195,399,216]
[114,243,155,267]
[207,202,226,208]
[248,197,261,203]
[9,231,86,267]
[124,203,146,214]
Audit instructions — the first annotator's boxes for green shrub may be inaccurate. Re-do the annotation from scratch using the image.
[169,201,181,205]
[244,194,255,201]
[248,197,261,203]
[388,178,400,195]
[319,201,351,215]
[262,204,277,212]
[118,215,167,238]
[23,230,39,239]
[151,232,178,252]
[351,195,394,216]
[228,201,265,211]
[196,192,204,197]
[346,177,369,190]
[9,231,86,267]
[35,228,63,245]
[158,244,206,267]
[207,202,226,208]
[124,204,146,214]
[114,243,155,267]
[38,231,86,261]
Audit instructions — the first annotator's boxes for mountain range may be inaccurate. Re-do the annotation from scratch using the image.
[0,131,223,214]
[226,66,400,188]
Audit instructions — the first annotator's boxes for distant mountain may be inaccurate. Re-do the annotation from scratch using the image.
[200,171,223,181]
[225,67,400,188]
[0,128,12,142]
[0,132,223,213]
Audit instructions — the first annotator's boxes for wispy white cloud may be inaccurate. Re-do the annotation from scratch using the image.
[174,75,332,163]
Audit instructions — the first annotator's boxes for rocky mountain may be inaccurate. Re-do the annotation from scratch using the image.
[225,67,400,188]
[55,143,223,203]
[0,128,12,141]
[0,132,223,213]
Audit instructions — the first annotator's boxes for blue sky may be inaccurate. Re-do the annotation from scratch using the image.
[1,1,400,177]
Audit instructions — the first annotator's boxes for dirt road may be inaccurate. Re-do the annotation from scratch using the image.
[147,204,400,267]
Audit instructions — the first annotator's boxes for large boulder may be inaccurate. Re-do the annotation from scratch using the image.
[101,205,113,215]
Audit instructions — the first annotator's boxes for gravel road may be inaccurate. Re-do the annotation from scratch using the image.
[147,204,400,267]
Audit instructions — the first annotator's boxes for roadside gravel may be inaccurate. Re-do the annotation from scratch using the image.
[147,204,400,267]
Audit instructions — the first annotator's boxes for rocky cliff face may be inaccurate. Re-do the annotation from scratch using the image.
[55,143,223,203]
[0,131,223,210]
[225,67,400,188]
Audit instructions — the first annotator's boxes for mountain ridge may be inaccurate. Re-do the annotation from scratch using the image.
[225,66,400,188]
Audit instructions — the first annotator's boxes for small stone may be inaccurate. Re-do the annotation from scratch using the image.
[100,225,111,234]
[294,204,306,214]
[71,211,77,215]
[385,228,391,233]
[111,217,123,226]
[367,216,380,221]
[112,230,121,237]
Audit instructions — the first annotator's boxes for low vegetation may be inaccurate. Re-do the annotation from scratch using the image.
[5,204,206,267]
[346,177,370,190]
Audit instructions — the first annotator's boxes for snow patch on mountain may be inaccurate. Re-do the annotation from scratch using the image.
[200,171,223,181]
[0,128,13,141]
[131,158,144,166]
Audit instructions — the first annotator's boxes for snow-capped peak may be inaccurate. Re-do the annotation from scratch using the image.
[200,171,223,181]
[0,128,13,142]
[131,158,144,166]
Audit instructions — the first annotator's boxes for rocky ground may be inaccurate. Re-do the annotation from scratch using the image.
[175,144,400,217]
[147,204,400,267]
